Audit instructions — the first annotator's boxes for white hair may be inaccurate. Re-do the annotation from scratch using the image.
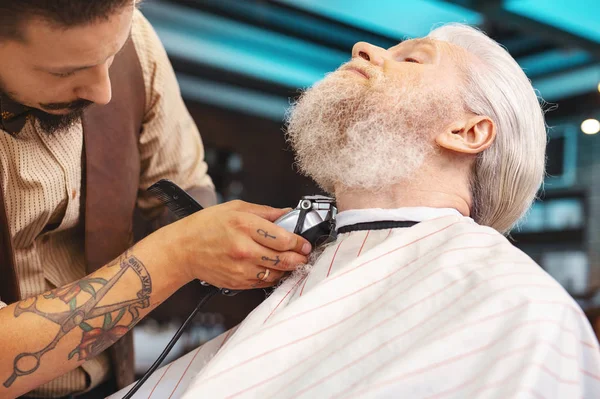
[427,24,547,234]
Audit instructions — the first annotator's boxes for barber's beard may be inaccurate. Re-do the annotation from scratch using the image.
[0,79,90,135]
[29,106,89,135]
[286,60,457,193]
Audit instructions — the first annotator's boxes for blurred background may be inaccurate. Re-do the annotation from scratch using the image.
[135,0,600,371]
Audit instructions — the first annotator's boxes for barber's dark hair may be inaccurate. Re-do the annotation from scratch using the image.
[0,0,139,40]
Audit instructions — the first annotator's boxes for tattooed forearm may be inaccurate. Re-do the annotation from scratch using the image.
[257,229,276,239]
[3,252,152,388]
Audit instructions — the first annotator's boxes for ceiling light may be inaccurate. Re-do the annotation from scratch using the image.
[581,119,600,135]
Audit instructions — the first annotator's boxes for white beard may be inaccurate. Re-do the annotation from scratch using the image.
[285,59,458,194]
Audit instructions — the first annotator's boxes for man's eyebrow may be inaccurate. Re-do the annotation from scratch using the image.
[391,38,437,52]
[413,38,437,49]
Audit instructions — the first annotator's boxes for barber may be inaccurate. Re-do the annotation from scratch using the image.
[0,1,310,398]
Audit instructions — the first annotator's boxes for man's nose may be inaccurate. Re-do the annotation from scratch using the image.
[351,42,387,67]
[75,64,113,106]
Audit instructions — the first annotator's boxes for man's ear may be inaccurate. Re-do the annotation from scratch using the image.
[435,115,496,155]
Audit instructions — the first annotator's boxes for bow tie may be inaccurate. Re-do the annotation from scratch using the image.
[0,93,31,136]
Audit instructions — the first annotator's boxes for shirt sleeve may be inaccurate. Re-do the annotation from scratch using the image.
[0,300,6,310]
[130,10,215,217]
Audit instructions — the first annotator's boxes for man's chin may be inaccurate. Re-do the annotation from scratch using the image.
[31,108,85,134]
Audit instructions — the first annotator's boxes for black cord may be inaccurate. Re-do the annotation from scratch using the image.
[123,283,219,399]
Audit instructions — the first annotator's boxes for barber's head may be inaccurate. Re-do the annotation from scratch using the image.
[0,0,138,132]
[286,24,546,233]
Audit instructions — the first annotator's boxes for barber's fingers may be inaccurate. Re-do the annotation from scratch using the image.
[250,218,312,256]
[250,266,287,287]
[253,244,309,272]
[222,200,312,255]
[224,209,311,255]
[220,249,290,290]
[230,240,307,273]
[226,200,292,222]
[214,265,286,291]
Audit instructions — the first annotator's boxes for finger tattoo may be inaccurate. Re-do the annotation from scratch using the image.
[257,229,276,239]
[261,256,281,267]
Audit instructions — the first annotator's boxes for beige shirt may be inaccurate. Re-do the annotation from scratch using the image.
[0,10,213,398]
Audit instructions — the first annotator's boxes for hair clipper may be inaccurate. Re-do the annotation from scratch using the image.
[148,180,337,296]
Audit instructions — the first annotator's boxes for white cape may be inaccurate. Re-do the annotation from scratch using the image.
[112,214,600,398]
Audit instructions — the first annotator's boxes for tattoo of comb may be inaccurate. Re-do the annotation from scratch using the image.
[3,252,152,388]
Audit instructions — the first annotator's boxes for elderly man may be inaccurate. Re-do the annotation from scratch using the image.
[112,23,600,399]
[0,1,312,398]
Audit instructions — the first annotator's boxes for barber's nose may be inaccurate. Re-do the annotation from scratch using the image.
[351,42,387,66]
[75,64,113,106]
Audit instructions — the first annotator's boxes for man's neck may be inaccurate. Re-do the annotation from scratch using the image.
[334,181,471,216]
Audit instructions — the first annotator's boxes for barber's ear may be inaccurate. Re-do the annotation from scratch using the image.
[435,116,496,155]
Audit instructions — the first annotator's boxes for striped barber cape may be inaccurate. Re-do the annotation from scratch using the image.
[114,208,600,399]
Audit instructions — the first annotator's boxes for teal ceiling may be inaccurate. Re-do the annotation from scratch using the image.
[145,0,600,120]
[518,49,592,77]
[273,0,482,39]
[146,3,346,88]
[505,0,600,44]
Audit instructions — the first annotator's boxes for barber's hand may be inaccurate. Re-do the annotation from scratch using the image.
[158,200,312,290]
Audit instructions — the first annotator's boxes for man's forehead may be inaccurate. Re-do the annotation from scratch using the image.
[21,9,134,72]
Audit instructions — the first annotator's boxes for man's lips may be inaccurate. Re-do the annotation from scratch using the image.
[341,66,369,79]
